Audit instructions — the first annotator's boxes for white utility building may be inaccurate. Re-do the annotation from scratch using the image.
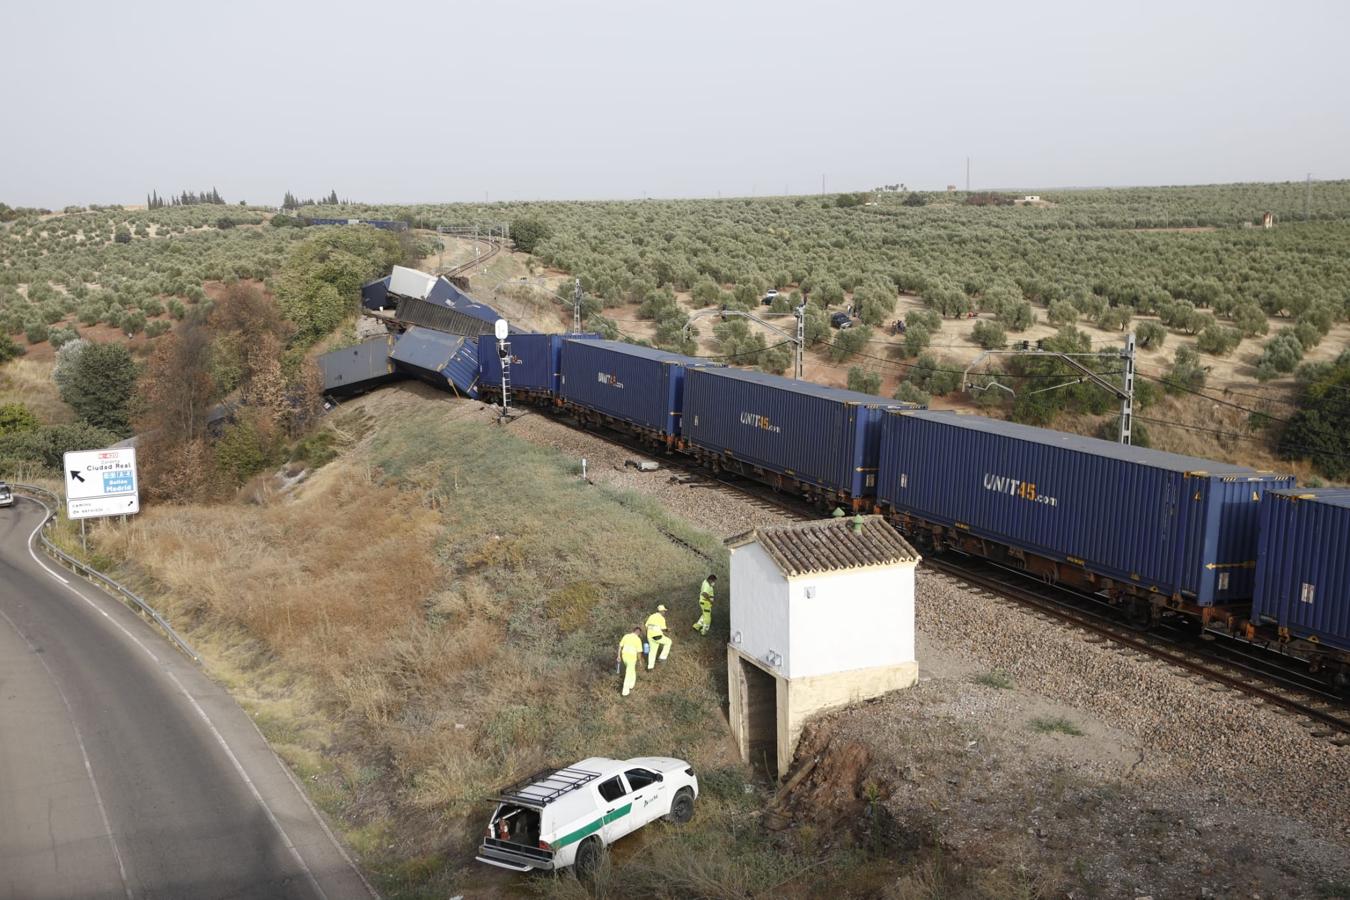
[726,515,920,778]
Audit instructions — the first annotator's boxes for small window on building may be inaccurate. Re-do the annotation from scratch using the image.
[624,769,659,791]
[1300,582,1316,605]
[803,585,816,599]
[597,777,625,802]
[1217,572,1230,591]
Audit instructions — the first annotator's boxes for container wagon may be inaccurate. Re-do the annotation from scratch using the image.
[478,333,601,403]
[876,410,1295,622]
[681,366,917,508]
[557,340,713,445]
[1250,489,1350,685]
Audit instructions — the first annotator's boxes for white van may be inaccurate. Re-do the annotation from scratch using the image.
[475,756,699,875]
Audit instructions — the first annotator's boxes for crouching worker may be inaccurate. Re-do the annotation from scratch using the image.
[646,604,672,670]
[617,626,644,697]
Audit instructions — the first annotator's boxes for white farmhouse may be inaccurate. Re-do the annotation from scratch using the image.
[726,515,920,778]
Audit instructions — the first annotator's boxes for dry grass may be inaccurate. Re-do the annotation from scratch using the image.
[0,357,72,424]
[93,388,743,897]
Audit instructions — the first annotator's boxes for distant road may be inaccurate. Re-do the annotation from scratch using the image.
[0,496,375,899]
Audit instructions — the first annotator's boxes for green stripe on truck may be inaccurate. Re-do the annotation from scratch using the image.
[554,803,632,849]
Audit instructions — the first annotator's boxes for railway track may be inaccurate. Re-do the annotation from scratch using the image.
[440,235,501,278]
[924,554,1350,742]
[495,401,1350,737]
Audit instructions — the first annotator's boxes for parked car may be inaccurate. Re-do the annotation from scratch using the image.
[476,757,698,875]
[830,311,855,329]
[0,481,11,508]
[761,289,780,306]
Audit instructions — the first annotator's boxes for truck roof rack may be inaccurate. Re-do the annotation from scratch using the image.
[496,766,602,807]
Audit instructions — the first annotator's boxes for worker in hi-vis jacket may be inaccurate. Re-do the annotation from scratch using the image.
[692,574,716,635]
[645,605,672,669]
[617,627,644,697]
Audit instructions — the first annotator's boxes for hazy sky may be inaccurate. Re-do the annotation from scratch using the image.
[2,0,1347,208]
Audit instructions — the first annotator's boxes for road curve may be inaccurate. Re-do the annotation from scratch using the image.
[0,497,376,900]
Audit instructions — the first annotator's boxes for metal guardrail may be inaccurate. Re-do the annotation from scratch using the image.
[12,483,200,663]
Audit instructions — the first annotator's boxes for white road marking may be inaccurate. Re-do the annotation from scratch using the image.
[165,670,328,900]
[0,605,132,900]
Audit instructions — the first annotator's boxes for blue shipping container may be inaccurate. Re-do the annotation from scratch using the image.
[558,340,710,436]
[876,411,1295,604]
[390,326,480,398]
[477,333,600,396]
[682,367,915,498]
[361,276,391,310]
[1252,489,1350,652]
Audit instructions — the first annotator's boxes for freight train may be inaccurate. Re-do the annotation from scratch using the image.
[469,333,1348,690]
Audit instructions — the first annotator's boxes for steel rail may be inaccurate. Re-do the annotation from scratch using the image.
[923,554,1350,738]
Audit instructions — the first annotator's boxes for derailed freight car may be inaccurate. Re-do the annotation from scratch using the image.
[681,366,918,508]
[876,410,1295,620]
[478,333,601,403]
[557,339,715,445]
[1250,490,1350,682]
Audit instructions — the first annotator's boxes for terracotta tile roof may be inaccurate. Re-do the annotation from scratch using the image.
[727,515,920,577]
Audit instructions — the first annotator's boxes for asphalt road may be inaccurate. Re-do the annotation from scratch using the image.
[0,496,376,900]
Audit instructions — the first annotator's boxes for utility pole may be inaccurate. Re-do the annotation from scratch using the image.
[1119,331,1136,445]
[962,335,1137,445]
[794,303,805,379]
[573,277,582,333]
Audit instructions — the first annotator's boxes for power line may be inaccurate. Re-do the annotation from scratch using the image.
[1133,414,1350,465]
[1134,372,1294,425]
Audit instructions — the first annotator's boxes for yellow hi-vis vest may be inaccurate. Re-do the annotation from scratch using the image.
[645,612,667,638]
[700,580,714,604]
[619,633,643,660]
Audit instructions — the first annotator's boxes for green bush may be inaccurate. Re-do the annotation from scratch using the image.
[58,341,137,434]
[0,333,22,363]
[828,324,871,362]
[0,403,39,435]
[893,380,931,405]
[1163,345,1208,394]
[1196,324,1242,356]
[995,299,1035,331]
[846,366,882,395]
[1135,320,1167,349]
[971,319,1006,349]
[1256,330,1305,381]
[902,323,931,357]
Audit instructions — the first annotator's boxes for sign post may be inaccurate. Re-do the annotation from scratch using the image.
[64,447,140,521]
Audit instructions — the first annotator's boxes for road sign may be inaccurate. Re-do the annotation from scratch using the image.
[64,447,140,520]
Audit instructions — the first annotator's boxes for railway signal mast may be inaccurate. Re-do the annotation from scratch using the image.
[573,278,583,333]
[494,318,511,420]
[961,333,1138,445]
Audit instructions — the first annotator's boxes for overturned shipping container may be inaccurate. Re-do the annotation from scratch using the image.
[876,410,1295,606]
[389,326,480,398]
[1252,489,1350,653]
[318,334,398,396]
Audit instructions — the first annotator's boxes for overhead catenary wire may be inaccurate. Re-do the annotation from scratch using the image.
[1131,414,1350,465]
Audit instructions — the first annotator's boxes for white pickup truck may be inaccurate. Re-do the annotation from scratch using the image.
[476,756,698,875]
[0,481,12,508]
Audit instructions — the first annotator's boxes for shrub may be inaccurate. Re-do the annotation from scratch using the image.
[0,403,39,436]
[510,217,551,253]
[909,353,962,396]
[24,320,49,344]
[828,324,870,362]
[902,323,931,357]
[1196,324,1242,356]
[995,299,1035,331]
[1163,345,1208,395]
[145,319,171,338]
[846,366,882,395]
[893,380,931,405]
[1135,320,1167,349]
[1096,305,1133,332]
[1231,303,1269,337]
[1256,330,1305,381]
[1047,300,1078,327]
[0,333,22,363]
[906,308,941,333]
[58,341,137,434]
[971,320,1006,349]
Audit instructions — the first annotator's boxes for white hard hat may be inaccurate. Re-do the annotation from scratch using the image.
[657,604,667,612]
